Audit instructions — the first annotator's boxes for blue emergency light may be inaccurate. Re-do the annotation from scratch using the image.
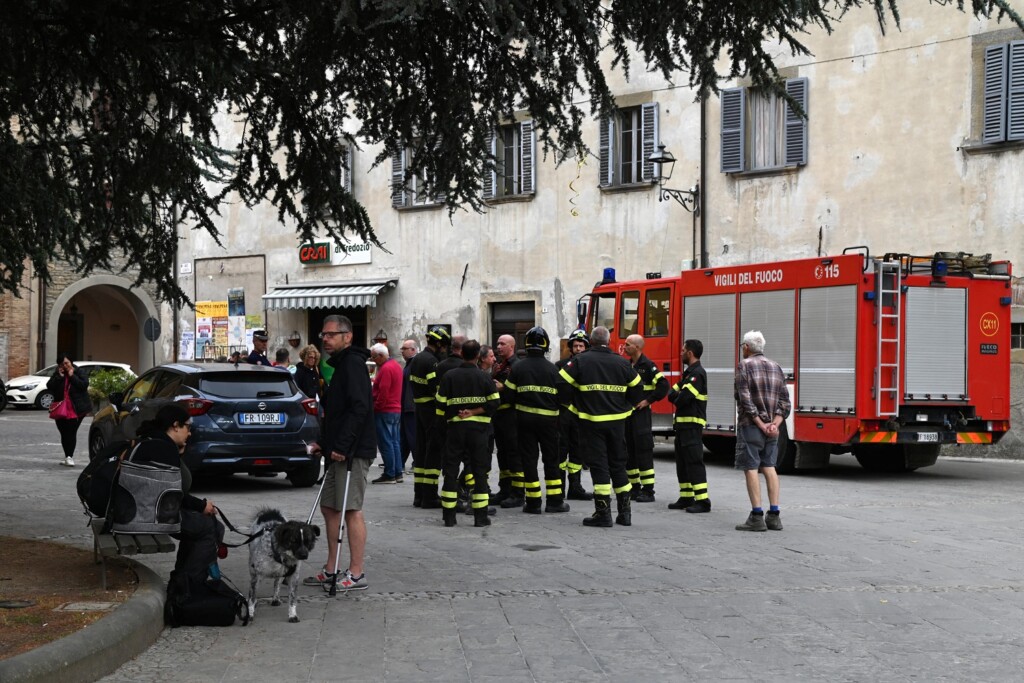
[601,267,616,284]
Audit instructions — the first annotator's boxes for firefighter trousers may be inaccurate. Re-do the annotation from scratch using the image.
[625,409,656,490]
[518,412,563,501]
[580,420,631,498]
[558,411,584,472]
[413,404,441,494]
[492,408,522,492]
[674,427,708,502]
[440,423,491,511]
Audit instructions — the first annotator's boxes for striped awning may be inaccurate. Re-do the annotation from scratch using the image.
[262,279,397,310]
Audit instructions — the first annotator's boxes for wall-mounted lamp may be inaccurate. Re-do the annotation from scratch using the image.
[373,328,388,345]
[648,144,700,217]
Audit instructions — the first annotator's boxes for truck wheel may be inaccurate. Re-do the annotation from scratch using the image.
[775,423,796,473]
[288,459,321,488]
[702,435,735,460]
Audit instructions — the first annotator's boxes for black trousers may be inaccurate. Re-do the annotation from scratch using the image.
[580,420,630,497]
[674,427,707,499]
[517,412,563,499]
[55,417,84,459]
[625,409,656,488]
[175,509,226,584]
[492,409,520,483]
[441,423,492,510]
[413,403,437,488]
[558,411,583,469]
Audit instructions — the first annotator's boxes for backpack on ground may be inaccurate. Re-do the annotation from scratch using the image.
[164,568,250,627]
[76,440,135,518]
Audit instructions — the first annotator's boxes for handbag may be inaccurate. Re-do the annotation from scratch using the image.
[48,376,78,420]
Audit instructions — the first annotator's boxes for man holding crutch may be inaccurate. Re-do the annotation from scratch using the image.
[304,315,377,592]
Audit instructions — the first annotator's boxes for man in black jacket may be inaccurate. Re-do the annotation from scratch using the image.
[305,315,377,593]
[668,339,710,512]
[623,334,669,502]
[407,326,450,508]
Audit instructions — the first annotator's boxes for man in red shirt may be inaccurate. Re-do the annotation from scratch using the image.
[371,343,404,483]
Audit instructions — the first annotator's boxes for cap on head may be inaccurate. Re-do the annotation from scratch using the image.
[252,330,269,341]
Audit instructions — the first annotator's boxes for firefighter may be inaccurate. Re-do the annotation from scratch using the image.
[435,340,500,527]
[408,326,450,508]
[667,339,710,512]
[556,329,593,501]
[431,335,469,510]
[506,326,569,514]
[491,334,524,508]
[558,326,644,527]
[623,334,669,502]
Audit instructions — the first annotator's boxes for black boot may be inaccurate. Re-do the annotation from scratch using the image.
[667,497,694,510]
[634,486,656,503]
[685,499,711,513]
[474,507,492,527]
[523,497,543,514]
[413,482,423,507]
[544,495,570,513]
[500,486,525,509]
[454,498,468,513]
[615,491,632,526]
[490,478,512,506]
[566,471,593,501]
[582,495,613,527]
[442,508,458,527]
[420,488,442,509]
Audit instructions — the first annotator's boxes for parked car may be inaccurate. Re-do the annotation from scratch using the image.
[88,362,322,487]
[5,362,135,410]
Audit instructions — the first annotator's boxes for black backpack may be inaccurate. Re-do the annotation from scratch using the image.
[76,440,135,517]
[164,569,250,627]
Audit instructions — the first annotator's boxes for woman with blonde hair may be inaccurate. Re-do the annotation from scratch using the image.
[295,344,322,399]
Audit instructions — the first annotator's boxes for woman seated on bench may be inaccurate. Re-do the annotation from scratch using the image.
[133,404,224,584]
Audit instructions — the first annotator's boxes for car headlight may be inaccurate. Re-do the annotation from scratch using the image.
[12,382,39,391]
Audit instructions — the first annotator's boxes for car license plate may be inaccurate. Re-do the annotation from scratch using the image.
[917,432,939,443]
[240,412,285,425]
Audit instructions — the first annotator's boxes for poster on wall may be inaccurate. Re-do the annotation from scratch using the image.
[196,318,213,359]
[213,318,229,353]
[195,300,228,318]
[179,331,195,361]
[227,288,245,317]
[228,316,245,348]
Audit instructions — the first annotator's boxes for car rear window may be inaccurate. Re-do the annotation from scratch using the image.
[198,373,297,399]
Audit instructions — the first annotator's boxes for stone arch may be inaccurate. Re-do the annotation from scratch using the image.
[48,275,161,373]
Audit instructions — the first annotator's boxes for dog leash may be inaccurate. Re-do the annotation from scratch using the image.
[215,508,266,548]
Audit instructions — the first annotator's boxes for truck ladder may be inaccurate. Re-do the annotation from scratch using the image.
[875,259,902,417]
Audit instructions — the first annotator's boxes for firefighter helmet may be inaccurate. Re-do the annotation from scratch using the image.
[524,326,550,352]
[426,326,451,345]
[567,328,590,349]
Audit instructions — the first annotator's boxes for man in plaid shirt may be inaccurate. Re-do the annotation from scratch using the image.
[734,330,791,532]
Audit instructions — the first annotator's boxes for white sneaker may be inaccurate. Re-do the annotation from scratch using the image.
[63,456,75,467]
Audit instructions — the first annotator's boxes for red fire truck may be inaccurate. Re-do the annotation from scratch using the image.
[578,248,1013,472]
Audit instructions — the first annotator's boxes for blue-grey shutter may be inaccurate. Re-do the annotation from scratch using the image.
[983,44,1009,144]
[1008,41,1024,142]
[390,148,406,208]
[520,120,535,194]
[721,88,745,173]
[599,115,612,186]
[640,102,659,182]
[784,77,808,166]
[483,130,496,199]
[342,146,353,194]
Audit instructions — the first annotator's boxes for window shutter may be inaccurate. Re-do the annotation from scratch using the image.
[1008,41,1024,142]
[983,44,1009,144]
[520,120,535,194]
[721,88,745,173]
[390,148,406,208]
[784,77,808,166]
[342,146,353,194]
[483,130,496,199]
[640,102,659,182]
[599,115,612,186]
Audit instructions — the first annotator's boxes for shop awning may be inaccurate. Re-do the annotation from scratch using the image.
[262,279,397,310]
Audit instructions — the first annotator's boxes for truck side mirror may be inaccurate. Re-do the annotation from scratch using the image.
[576,300,588,326]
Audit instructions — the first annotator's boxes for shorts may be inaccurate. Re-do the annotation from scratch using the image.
[322,456,370,511]
[734,424,778,471]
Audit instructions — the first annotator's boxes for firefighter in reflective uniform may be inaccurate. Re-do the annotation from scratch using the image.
[491,335,523,508]
[623,334,669,502]
[431,335,469,509]
[558,326,644,527]
[408,326,450,508]
[435,340,500,528]
[667,339,710,512]
[556,329,593,501]
[505,327,570,514]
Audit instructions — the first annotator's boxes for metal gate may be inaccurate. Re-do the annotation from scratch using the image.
[798,285,856,412]
[683,294,736,430]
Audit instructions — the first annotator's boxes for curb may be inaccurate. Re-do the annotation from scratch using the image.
[0,558,166,683]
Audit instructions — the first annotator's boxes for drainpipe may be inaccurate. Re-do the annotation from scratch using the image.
[699,95,708,268]
[172,203,179,362]
[36,271,47,370]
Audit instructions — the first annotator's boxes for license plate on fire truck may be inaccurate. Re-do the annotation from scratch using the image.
[240,412,284,425]
[917,432,939,443]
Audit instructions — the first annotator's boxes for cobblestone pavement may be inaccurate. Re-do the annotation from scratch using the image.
[1,411,1022,682]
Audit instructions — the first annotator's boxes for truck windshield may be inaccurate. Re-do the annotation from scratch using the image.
[590,293,616,332]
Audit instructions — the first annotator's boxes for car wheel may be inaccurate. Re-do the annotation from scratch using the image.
[36,391,55,410]
[89,430,106,461]
[288,458,321,488]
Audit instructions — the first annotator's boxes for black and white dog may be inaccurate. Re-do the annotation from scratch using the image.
[247,508,320,623]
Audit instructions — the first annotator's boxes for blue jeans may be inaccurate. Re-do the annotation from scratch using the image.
[375,412,402,478]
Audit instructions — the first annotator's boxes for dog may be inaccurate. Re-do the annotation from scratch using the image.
[247,507,319,623]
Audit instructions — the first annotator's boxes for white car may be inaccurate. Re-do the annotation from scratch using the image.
[4,362,135,410]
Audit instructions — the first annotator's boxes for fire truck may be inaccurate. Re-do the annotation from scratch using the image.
[578,248,1013,472]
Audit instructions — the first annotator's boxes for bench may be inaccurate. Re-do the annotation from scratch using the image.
[90,518,176,590]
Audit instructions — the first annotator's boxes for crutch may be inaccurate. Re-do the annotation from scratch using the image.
[328,457,354,597]
[306,454,328,525]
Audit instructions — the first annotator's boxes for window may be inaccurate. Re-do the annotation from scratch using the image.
[590,293,616,332]
[391,145,443,208]
[721,77,808,173]
[619,291,640,337]
[982,41,1024,144]
[645,288,670,337]
[1012,322,1024,349]
[599,103,658,187]
[484,121,535,199]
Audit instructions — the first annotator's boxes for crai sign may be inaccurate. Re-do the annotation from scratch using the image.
[299,239,372,266]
